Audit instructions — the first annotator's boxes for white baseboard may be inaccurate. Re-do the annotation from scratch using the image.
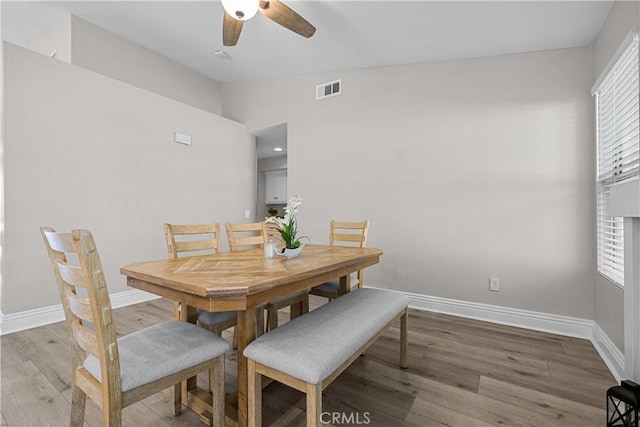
[369,288,624,382]
[592,323,625,382]
[0,290,160,336]
[402,290,594,338]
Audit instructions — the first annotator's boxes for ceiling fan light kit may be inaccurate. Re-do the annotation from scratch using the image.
[222,0,316,47]
[221,0,259,21]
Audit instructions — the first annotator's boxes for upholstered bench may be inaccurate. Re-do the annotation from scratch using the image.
[243,288,409,427]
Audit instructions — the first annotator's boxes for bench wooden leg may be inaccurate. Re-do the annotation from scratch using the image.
[172,383,181,416]
[400,307,408,369]
[247,359,262,427]
[306,382,322,427]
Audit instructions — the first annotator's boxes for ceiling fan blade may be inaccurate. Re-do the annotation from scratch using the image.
[259,0,316,39]
[223,12,244,46]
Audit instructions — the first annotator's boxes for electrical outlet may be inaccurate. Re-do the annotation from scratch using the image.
[489,277,500,291]
[244,209,251,219]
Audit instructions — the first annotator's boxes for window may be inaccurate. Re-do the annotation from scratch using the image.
[594,32,639,287]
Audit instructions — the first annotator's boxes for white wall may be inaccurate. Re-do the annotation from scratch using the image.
[70,16,222,115]
[222,46,596,319]
[3,42,255,314]
[592,0,639,352]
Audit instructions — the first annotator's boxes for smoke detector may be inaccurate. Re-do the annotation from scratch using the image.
[214,50,230,59]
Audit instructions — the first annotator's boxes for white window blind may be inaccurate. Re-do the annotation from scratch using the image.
[594,32,639,287]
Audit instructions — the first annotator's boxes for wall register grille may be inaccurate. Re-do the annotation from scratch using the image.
[316,79,341,100]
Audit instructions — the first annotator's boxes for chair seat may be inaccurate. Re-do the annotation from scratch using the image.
[311,275,359,296]
[197,309,237,326]
[84,320,231,391]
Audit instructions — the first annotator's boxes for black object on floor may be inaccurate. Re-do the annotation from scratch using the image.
[607,381,640,427]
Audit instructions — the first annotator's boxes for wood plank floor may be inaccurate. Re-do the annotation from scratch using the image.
[1,296,614,426]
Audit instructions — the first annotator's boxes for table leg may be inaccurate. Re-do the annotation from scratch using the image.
[237,307,257,427]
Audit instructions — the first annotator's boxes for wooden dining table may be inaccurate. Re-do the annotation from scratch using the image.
[120,244,383,427]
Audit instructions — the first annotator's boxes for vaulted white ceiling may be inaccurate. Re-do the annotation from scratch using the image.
[2,1,612,83]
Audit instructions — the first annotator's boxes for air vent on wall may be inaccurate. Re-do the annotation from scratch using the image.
[315,79,341,100]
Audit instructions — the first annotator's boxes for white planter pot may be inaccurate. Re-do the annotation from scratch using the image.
[276,246,303,259]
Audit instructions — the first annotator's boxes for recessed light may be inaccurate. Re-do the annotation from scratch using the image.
[274,147,283,152]
[214,50,229,59]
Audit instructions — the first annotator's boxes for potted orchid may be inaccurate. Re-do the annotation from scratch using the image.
[265,195,308,258]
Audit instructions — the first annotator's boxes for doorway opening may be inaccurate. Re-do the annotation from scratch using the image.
[254,123,288,221]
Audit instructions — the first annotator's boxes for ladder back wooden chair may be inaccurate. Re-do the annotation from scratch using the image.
[225,221,309,332]
[225,221,269,251]
[41,227,229,427]
[310,220,370,301]
[164,223,237,348]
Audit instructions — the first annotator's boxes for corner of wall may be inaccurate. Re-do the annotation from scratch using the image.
[24,13,72,63]
[593,322,625,382]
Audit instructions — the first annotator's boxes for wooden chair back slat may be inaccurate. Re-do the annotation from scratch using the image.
[174,240,217,253]
[226,222,268,252]
[164,223,221,259]
[42,229,76,253]
[332,233,365,243]
[72,319,100,357]
[168,224,218,235]
[230,235,265,249]
[227,222,265,232]
[67,292,94,322]
[331,221,368,230]
[58,262,89,289]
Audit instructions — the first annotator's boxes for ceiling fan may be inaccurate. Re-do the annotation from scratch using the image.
[221,0,316,46]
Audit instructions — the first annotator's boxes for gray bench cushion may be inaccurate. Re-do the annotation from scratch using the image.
[243,288,408,384]
[84,320,231,392]
[198,309,236,326]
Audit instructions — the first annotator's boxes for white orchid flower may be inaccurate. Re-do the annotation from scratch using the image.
[265,195,307,249]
